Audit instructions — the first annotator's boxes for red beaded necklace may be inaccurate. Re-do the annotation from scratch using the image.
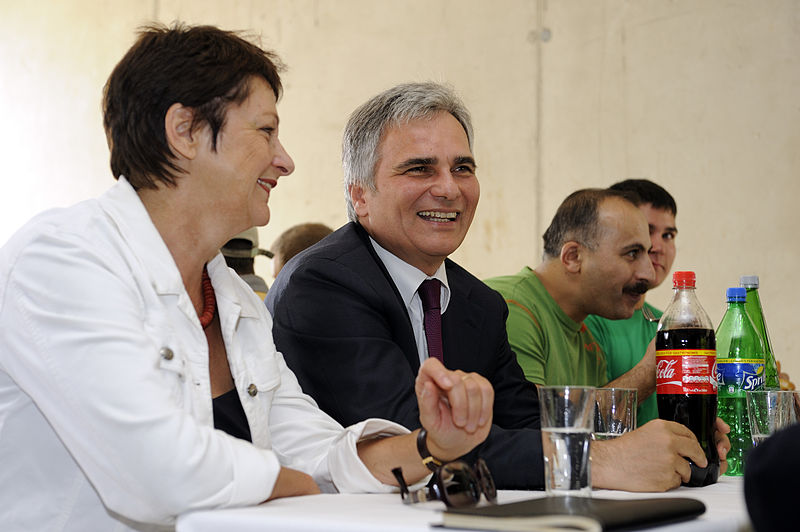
[198,267,216,329]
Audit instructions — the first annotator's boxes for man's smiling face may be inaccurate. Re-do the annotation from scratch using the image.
[349,111,479,275]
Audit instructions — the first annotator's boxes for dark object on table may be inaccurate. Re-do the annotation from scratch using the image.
[745,423,799,532]
[441,495,705,531]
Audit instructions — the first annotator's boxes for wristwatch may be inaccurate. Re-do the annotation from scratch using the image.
[416,428,444,472]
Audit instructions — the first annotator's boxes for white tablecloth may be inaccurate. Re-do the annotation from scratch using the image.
[176,475,750,532]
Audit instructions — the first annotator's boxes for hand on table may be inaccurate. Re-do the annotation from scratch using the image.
[715,417,730,476]
[592,419,708,492]
[415,357,494,462]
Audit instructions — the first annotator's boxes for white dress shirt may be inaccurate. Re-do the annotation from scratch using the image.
[0,178,407,531]
[369,237,450,365]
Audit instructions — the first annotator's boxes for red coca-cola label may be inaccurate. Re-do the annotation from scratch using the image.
[656,349,717,395]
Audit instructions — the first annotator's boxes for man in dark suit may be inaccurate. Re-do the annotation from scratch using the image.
[267,82,542,489]
[267,82,697,491]
[268,220,541,487]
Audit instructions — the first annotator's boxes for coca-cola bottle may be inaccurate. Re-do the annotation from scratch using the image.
[716,286,765,476]
[656,271,719,487]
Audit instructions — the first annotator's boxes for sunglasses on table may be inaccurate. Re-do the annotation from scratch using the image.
[391,458,497,508]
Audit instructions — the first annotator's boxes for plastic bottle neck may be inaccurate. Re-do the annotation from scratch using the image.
[744,287,762,305]
[661,283,713,330]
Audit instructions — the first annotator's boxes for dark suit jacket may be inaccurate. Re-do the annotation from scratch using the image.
[266,222,544,489]
[744,423,798,531]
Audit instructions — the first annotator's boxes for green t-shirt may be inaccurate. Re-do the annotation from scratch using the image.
[584,303,662,426]
[485,267,607,387]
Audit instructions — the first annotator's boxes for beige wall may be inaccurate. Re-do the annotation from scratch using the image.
[538,1,800,376]
[2,1,798,377]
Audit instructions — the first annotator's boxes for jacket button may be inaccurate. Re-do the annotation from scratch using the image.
[247,383,258,397]
[160,347,174,361]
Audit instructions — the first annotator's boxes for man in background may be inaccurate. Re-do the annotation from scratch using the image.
[584,179,677,426]
[485,188,656,393]
[270,222,333,278]
[221,227,272,299]
[486,187,730,486]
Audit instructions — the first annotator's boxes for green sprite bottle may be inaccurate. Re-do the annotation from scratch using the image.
[739,275,780,389]
[716,287,766,476]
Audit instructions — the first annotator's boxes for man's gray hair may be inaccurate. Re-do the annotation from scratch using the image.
[342,82,474,222]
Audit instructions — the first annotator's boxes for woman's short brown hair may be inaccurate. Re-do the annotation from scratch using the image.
[102,23,284,189]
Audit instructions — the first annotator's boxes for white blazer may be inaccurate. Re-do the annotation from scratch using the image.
[0,178,405,531]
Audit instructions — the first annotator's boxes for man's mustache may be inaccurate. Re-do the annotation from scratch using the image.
[624,280,650,295]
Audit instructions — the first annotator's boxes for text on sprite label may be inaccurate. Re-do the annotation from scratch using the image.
[716,360,765,396]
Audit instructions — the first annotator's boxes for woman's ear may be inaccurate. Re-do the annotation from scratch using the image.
[164,103,198,160]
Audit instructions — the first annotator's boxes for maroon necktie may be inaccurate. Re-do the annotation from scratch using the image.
[418,279,444,363]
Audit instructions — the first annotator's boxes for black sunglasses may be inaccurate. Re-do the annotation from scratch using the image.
[391,458,497,508]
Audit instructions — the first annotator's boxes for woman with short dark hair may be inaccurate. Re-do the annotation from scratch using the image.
[0,23,493,530]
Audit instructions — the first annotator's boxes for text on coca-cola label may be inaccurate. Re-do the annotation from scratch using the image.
[656,349,717,395]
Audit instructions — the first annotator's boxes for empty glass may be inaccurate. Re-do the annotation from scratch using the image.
[746,390,796,446]
[593,388,637,440]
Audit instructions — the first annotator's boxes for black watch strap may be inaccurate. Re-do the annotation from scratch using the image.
[416,428,444,472]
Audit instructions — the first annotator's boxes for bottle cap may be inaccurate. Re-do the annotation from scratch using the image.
[726,287,746,302]
[673,271,696,289]
[740,275,760,289]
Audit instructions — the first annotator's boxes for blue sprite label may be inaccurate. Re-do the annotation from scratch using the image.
[716,360,765,398]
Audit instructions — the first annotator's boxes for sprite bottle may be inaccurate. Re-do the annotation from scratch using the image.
[716,287,766,476]
[739,275,780,389]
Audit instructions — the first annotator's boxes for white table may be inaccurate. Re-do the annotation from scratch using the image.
[177,476,750,532]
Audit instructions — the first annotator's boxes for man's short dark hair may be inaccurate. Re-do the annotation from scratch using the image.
[272,223,334,273]
[542,188,641,258]
[103,23,284,190]
[609,179,677,216]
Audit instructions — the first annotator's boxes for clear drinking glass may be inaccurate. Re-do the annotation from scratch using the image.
[538,386,596,497]
[746,390,795,446]
[592,388,637,440]
[793,391,800,422]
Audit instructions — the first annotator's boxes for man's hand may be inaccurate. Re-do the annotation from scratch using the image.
[592,419,708,492]
[355,359,493,487]
[415,357,494,462]
[715,417,731,476]
[265,466,321,501]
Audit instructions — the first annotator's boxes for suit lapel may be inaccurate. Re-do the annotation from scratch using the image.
[351,223,421,372]
[441,260,484,370]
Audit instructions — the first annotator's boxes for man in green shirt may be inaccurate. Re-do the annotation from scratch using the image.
[487,187,731,487]
[486,188,657,397]
[487,266,608,386]
[584,179,678,426]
